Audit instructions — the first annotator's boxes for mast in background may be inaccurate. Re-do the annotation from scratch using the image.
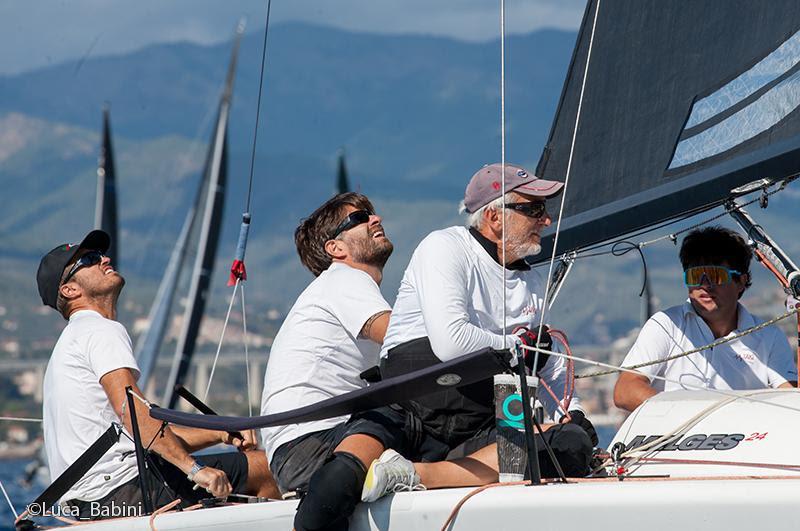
[163,22,244,408]
[95,105,119,265]
[336,147,350,194]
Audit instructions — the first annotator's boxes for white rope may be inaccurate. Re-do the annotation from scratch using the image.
[536,0,601,337]
[0,416,42,423]
[0,480,18,519]
[500,0,507,349]
[521,344,800,415]
[240,284,253,417]
[204,278,240,402]
[126,388,153,409]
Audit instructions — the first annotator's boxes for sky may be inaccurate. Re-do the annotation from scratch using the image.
[1,0,585,75]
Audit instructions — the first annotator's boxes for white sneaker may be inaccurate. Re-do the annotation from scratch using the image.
[361,449,424,502]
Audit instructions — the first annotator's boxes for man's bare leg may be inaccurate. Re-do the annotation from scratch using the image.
[334,433,385,468]
[244,450,281,498]
[414,443,498,488]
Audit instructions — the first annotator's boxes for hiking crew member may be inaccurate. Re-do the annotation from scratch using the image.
[360,163,596,501]
[614,226,797,412]
[38,230,277,520]
[261,193,396,530]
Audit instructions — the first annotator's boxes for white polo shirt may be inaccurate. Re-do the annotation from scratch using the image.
[622,301,796,392]
[43,310,140,502]
[261,262,391,462]
[380,225,580,420]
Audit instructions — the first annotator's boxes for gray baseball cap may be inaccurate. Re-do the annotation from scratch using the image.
[463,163,564,213]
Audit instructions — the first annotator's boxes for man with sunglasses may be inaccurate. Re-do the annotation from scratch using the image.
[357,163,595,502]
[37,230,278,520]
[260,192,396,530]
[613,226,797,412]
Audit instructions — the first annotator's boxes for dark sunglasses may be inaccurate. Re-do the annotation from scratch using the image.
[330,210,372,239]
[61,251,104,285]
[503,201,548,219]
[684,265,741,287]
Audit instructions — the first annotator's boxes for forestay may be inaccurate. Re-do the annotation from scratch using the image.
[534,0,800,261]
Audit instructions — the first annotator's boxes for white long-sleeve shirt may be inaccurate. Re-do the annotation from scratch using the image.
[381,226,580,419]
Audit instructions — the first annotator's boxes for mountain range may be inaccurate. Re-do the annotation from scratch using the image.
[1,22,797,356]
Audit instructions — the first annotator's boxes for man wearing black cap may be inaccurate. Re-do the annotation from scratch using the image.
[359,163,596,502]
[38,230,277,520]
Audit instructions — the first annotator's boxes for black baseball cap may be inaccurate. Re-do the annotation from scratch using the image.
[37,230,110,310]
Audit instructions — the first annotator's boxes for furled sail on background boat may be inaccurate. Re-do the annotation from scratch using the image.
[134,24,245,396]
[95,106,119,265]
[161,22,244,408]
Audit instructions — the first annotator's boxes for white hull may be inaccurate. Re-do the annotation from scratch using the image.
[74,477,800,530]
[40,390,800,530]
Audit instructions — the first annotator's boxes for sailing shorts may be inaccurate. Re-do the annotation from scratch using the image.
[65,451,249,520]
[270,409,408,495]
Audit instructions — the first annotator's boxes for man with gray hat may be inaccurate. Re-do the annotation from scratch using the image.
[37,230,277,520]
[359,163,595,502]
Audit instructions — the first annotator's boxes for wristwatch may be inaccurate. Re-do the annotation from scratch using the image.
[187,461,206,482]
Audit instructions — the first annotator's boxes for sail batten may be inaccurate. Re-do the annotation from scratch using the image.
[535,0,800,261]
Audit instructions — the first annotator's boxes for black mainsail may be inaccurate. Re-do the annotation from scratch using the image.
[162,26,243,408]
[95,106,119,265]
[535,0,800,261]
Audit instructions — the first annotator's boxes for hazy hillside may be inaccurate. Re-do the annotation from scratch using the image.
[1,22,798,356]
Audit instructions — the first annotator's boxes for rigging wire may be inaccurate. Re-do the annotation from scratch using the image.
[535,0,601,361]
[533,180,790,271]
[0,480,18,519]
[245,0,273,213]
[206,1,273,406]
[521,344,800,415]
[204,279,241,402]
[241,286,254,417]
[500,0,507,347]
[575,306,800,379]
[0,416,42,423]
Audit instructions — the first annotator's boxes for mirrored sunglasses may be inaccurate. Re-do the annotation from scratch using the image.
[330,210,372,239]
[684,265,741,287]
[61,250,104,286]
[503,201,547,219]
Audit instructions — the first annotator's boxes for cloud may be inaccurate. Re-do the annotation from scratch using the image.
[0,0,584,75]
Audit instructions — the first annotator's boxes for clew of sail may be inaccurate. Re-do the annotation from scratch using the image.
[533,0,800,262]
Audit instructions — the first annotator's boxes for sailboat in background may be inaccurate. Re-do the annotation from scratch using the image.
[131,23,244,401]
[16,2,800,530]
[336,148,350,194]
[95,106,119,266]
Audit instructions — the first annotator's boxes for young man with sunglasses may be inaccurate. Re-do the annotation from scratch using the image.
[613,226,797,412]
[260,192,396,530]
[358,163,595,502]
[38,230,278,520]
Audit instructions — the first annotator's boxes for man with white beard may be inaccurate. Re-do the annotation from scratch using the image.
[360,163,596,501]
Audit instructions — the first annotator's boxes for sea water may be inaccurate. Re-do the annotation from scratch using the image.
[0,458,49,530]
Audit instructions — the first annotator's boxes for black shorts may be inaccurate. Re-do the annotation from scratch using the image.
[66,451,249,520]
[269,406,501,495]
[270,409,407,495]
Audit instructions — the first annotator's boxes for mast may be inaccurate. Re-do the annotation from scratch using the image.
[163,24,243,408]
[133,206,195,388]
[336,148,350,194]
[95,105,119,265]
